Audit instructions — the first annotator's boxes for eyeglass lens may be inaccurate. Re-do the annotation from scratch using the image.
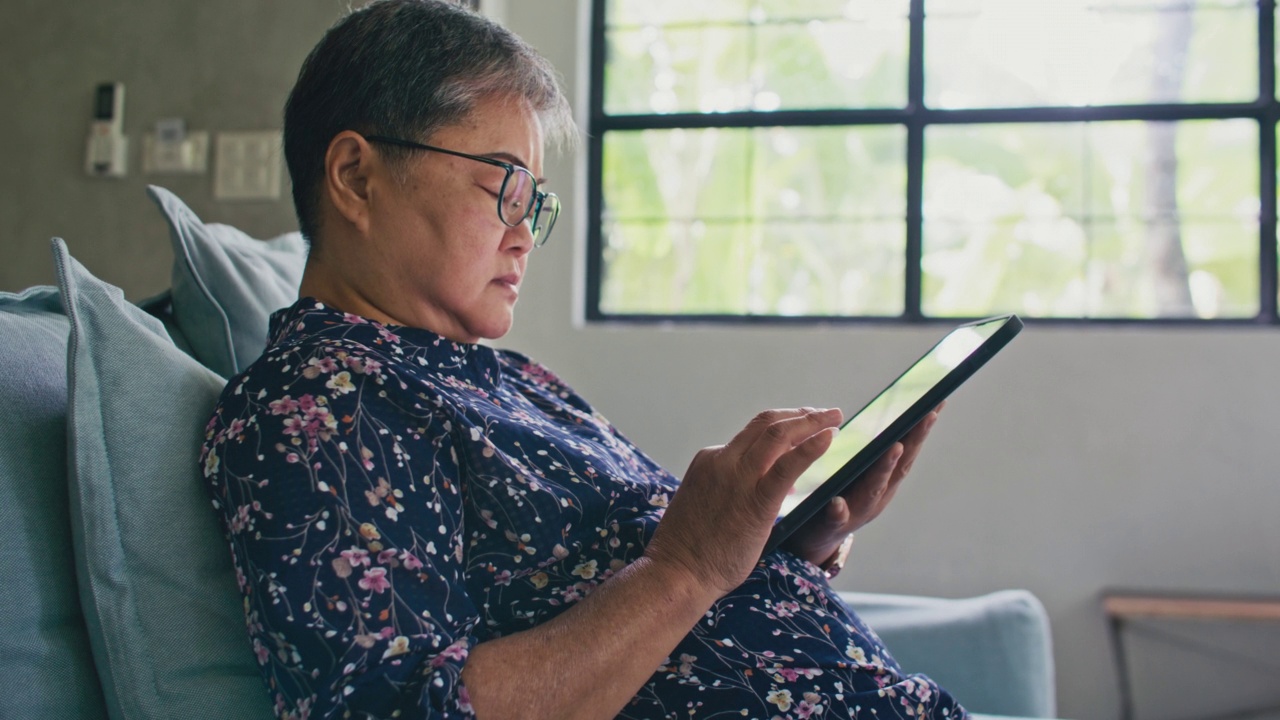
[499,167,558,245]
[500,168,535,227]
[534,194,560,246]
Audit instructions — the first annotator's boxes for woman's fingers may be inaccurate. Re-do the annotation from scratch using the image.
[841,411,937,526]
[646,406,845,597]
[725,408,827,452]
[890,411,938,483]
[844,443,901,515]
[731,408,842,482]
[816,495,851,534]
[782,404,946,566]
[758,423,839,499]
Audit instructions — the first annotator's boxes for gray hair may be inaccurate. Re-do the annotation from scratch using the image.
[283,0,576,246]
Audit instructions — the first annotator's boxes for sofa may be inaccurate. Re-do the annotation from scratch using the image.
[0,185,1059,720]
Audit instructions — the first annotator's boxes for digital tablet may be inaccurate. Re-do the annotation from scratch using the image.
[762,314,1023,558]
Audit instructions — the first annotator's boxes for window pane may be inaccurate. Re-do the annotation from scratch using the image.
[604,2,909,114]
[600,220,905,315]
[601,126,907,315]
[605,25,752,115]
[923,120,1260,318]
[603,128,750,222]
[755,0,910,21]
[926,0,1257,108]
[605,0,749,27]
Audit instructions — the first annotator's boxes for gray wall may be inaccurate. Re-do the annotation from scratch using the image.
[0,0,344,297]
[4,2,1278,719]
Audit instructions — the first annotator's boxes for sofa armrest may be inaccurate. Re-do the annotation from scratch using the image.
[841,589,1057,719]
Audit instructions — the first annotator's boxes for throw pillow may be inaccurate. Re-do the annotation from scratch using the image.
[54,238,274,719]
[147,185,306,378]
[136,288,196,358]
[0,285,109,719]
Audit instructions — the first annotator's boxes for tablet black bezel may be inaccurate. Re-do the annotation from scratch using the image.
[762,314,1024,559]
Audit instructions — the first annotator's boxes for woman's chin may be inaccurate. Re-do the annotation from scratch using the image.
[472,313,515,342]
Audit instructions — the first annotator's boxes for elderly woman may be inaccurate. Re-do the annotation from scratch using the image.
[200,1,962,718]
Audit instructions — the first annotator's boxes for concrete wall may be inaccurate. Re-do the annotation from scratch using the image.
[3,2,1278,718]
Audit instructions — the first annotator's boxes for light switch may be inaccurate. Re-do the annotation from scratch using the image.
[214,131,282,200]
[143,131,208,174]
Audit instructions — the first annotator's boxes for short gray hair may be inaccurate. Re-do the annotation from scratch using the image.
[283,0,576,246]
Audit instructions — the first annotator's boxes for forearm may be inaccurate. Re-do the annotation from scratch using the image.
[463,407,849,719]
[463,555,718,720]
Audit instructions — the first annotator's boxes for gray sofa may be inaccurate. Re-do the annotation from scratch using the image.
[0,186,1058,720]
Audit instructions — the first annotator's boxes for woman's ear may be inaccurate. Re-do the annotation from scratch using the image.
[324,131,375,235]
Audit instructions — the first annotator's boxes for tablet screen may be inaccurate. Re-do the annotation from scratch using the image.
[767,315,1021,554]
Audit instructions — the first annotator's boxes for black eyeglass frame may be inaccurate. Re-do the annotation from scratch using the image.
[364,134,559,247]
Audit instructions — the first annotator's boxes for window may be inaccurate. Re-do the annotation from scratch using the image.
[587,0,1280,323]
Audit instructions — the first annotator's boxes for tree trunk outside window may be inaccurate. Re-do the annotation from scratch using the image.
[1145,6,1195,316]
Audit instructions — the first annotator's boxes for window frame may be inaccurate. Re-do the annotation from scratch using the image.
[585,0,1280,325]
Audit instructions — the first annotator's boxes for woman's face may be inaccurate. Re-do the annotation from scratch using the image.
[367,94,546,343]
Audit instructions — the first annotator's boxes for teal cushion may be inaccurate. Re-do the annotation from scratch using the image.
[844,589,1057,718]
[136,289,196,358]
[54,238,274,719]
[147,185,306,377]
[0,286,108,719]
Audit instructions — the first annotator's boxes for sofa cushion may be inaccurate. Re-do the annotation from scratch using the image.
[54,238,274,720]
[136,288,196,357]
[0,286,109,719]
[844,589,1057,718]
[147,185,306,378]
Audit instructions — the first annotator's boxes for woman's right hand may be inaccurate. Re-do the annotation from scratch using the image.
[643,407,843,598]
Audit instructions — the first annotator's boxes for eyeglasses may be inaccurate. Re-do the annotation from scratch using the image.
[364,134,560,247]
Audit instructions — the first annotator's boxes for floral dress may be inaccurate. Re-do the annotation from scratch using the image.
[201,299,968,720]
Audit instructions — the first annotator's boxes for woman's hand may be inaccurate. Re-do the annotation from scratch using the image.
[781,404,943,570]
[644,407,843,599]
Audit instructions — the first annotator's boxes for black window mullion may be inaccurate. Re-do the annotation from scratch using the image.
[600,108,911,131]
[586,0,608,321]
[1260,0,1278,322]
[905,0,926,321]
[601,102,1270,133]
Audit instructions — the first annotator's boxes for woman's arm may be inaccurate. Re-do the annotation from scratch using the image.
[463,555,712,719]
[464,407,843,720]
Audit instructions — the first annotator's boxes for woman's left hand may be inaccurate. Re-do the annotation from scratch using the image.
[781,404,943,570]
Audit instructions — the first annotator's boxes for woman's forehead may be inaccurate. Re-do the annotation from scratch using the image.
[432,95,545,170]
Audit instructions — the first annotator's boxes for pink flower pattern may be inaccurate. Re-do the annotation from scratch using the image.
[358,567,391,593]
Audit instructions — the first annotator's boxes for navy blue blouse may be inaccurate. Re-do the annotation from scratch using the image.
[200,299,967,720]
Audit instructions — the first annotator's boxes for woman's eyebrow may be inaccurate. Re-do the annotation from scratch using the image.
[486,151,548,184]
